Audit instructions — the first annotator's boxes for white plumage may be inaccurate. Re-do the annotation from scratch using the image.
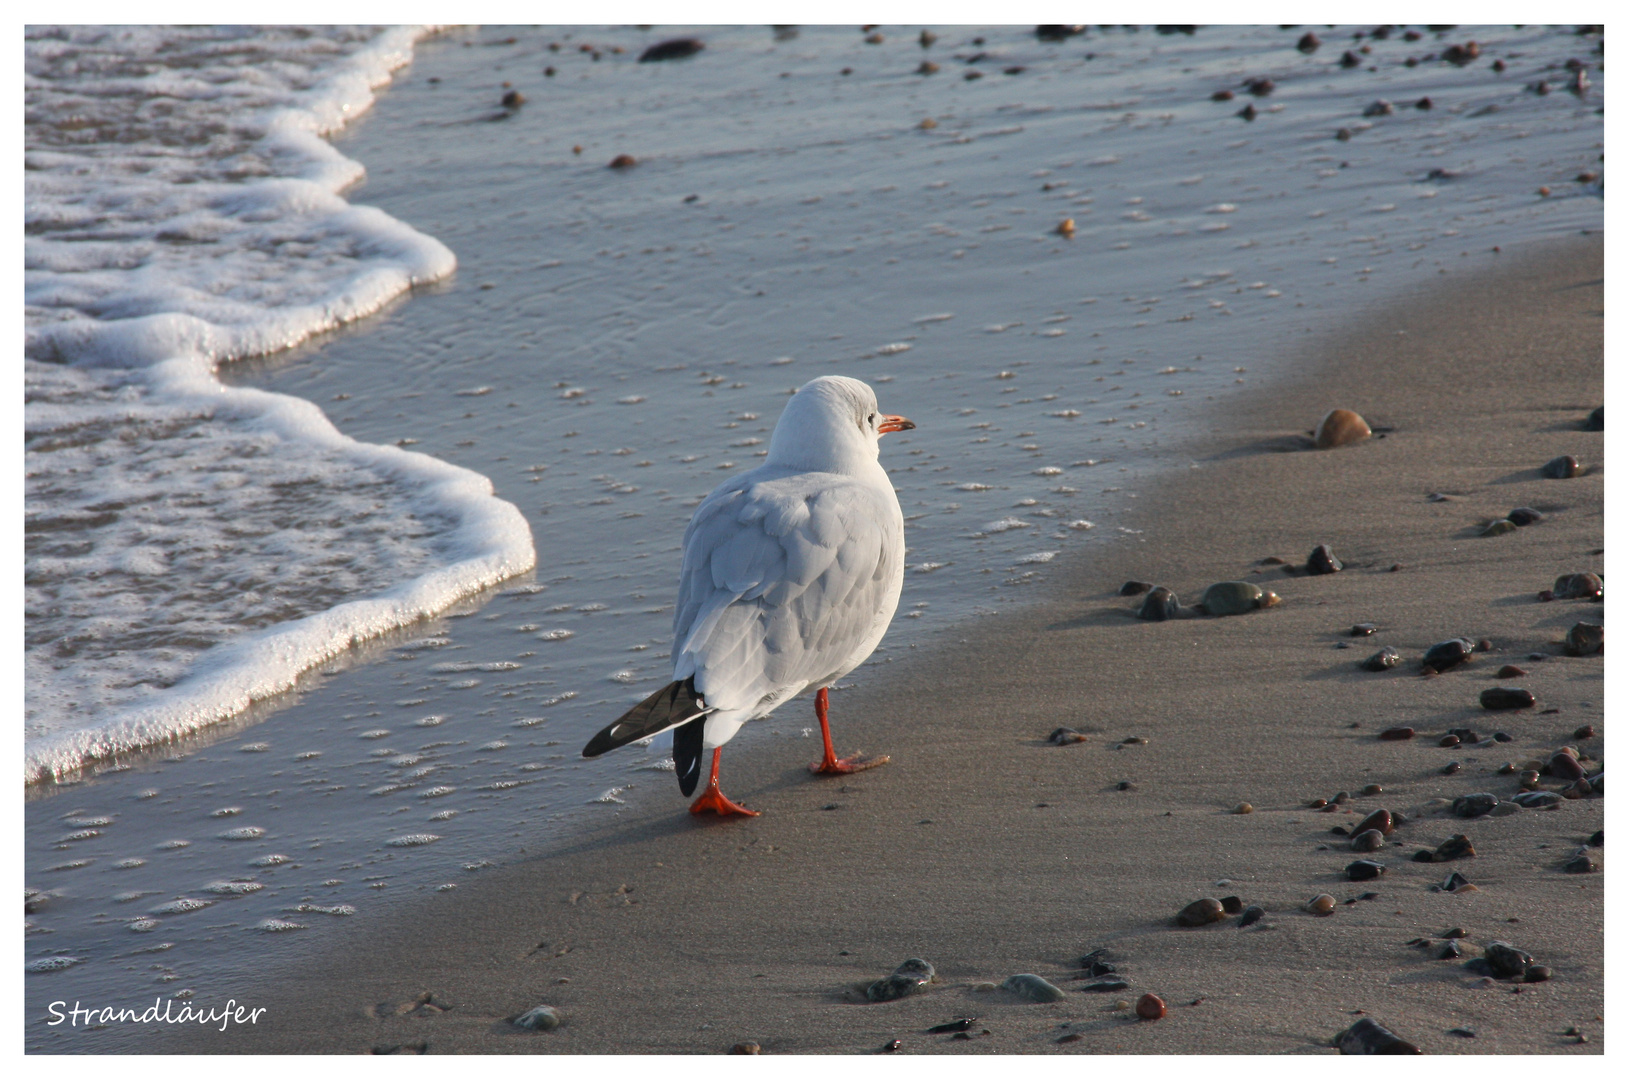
[582,375,913,815]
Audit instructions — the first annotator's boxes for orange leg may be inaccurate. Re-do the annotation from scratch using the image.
[689,748,760,817]
[809,687,890,775]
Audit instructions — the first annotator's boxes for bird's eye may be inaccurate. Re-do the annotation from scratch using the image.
[867,413,876,424]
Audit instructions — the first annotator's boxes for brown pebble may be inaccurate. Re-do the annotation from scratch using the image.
[1379,726,1414,741]
[1547,752,1585,781]
[501,89,526,108]
[1350,829,1384,852]
[1175,898,1226,927]
[1333,791,1350,804]
[1497,665,1528,678]
[1220,895,1243,914]
[1308,798,1328,808]
[917,61,939,75]
[1233,802,1253,815]
[1211,89,1235,101]
[1564,622,1603,656]
[1136,993,1166,1020]
[1361,784,1383,796]
[1313,408,1372,449]
[1542,454,1581,479]
[1056,1033,1083,1044]
[1441,760,1461,776]
[1304,893,1336,916]
[1355,808,1394,836]
[865,32,884,44]
[730,1042,761,1054]
[1574,724,1595,740]
[608,154,638,169]
[1120,580,1154,596]
[1056,218,1076,238]
[1439,734,1461,748]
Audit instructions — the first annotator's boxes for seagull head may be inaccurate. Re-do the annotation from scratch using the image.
[766,375,915,472]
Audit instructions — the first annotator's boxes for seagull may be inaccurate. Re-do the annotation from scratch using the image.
[582,375,914,816]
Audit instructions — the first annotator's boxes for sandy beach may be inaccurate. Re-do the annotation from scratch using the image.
[155,235,1604,1055]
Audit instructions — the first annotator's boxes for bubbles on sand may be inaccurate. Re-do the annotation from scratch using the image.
[149,898,213,915]
[384,834,440,848]
[26,956,82,973]
[217,827,266,841]
[256,919,306,933]
[203,881,264,895]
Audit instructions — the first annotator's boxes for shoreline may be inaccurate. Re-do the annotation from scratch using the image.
[158,233,1604,1055]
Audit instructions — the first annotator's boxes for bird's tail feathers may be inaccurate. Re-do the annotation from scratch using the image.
[582,678,711,759]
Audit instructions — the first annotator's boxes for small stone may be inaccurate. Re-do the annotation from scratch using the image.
[1547,752,1585,781]
[1439,734,1461,748]
[1564,622,1603,656]
[1553,572,1604,600]
[1176,898,1226,927]
[512,1005,562,1031]
[866,958,936,1002]
[729,1042,761,1054]
[1440,872,1471,891]
[1362,647,1403,672]
[1333,791,1350,804]
[1304,893,1336,916]
[1314,408,1372,449]
[1212,89,1235,101]
[1573,724,1596,740]
[1481,519,1517,536]
[1506,506,1545,526]
[1119,580,1154,596]
[1308,798,1328,808]
[1483,941,1533,978]
[1423,638,1475,671]
[1589,829,1602,847]
[1137,586,1181,621]
[608,153,638,169]
[1437,939,1463,959]
[1350,623,1379,637]
[1452,793,1499,818]
[1337,1017,1420,1055]
[1056,218,1076,238]
[1047,727,1087,745]
[1219,895,1243,914]
[1077,977,1130,993]
[1512,790,1562,809]
[1479,687,1534,711]
[919,29,937,47]
[501,89,526,108]
[1200,581,1274,616]
[1346,860,1386,881]
[1350,829,1384,852]
[1541,454,1581,479]
[638,38,704,63]
[1561,854,1597,874]
[916,61,940,75]
[1522,965,1552,983]
[1297,31,1321,52]
[1378,726,1414,741]
[1136,993,1166,1020]
[1363,99,1394,117]
[1306,544,1344,575]
[1233,802,1254,815]
[1355,811,1394,834]
[1583,405,1604,431]
[1361,784,1383,796]
[1432,834,1475,861]
[1496,665,1528,678]
[1002,974,1065,1002]
[1441,761,1462,776]
[1238,103,1257,120]
[1239,905,1265,926]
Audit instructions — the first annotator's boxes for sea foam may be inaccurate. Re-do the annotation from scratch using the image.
[24,27,536,782]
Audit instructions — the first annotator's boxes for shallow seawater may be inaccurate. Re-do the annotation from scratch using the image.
[23,24,1601,1048]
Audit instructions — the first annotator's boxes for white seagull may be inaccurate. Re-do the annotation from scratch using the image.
[583,375,914,816]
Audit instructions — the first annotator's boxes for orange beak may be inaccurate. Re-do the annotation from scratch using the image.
[878,414,915,434]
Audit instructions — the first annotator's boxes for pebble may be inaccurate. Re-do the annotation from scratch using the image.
[1439,734,1461,748]
[1306,544,1344,575]
[1297,31,1321,52]
[1574,724,1596,740]
[1212,89,1235,101]
[1378,726,1414,741]
[1175,897,1226,927]
[1199,580,1279,616]
[512,1005,562,1031]
[927,1019,975,1034]
[1239,905,1265,926]
[1047,727,1088,745]
[1547,752,1585,781]
[1506,506,1545,526]
[1438,940,1463,959]
[638,38,705,62]
[1523,965,1552,982]
[1447,1027,1476,1038]
[1350,829,1384,852]
[1233,802,1254,815]
[1512,790,1562,809]
[1078,977,1130,993]
[1541,454,1581,479]
[501,89,525,109]
[1452,793,1499,818]
[1313,408,1372,449]
[1427,834,1475,862]
[1002,974,1065,1002]
[1496,664,1528,678]
[1483,941,1534,979]
[1561,853,1597,874]
[1362,647,1403,672]
[867,959,936,1002]
[729,1041,760,1054]
[917,61,940,75]
[1056,218,1076,238]
[1361,784,1383,796]
[1137,586,1182,621]
[1333,790,1350,804]
[1564,622,1603,656]
[1337,1017,1420,1055]
[1350,623,1379,637]
[1347,860,1386,881]
[1220,895,1243,914]
[1304,893,1336,916]
[1589,829,1603,847]
[1440,871,1472,892]
[1480,519,1517,537]
[608,154,638,169]
[1136,993,1166,1020]
[1478,686,1535,712]
[1423,638,1475,671]
[1119,580,1154,596]
[1363,100,1394,117]
[1583,405,1604,431]
[1357,809,1395,837]
[1553,572,1604,600]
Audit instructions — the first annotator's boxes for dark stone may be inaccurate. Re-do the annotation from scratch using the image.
[1562,853,1597,874]
[1137,586,1181,621]
[1238,905,1265,927]
[729,1042,761,1054]
[1440,871,1471,891]
[638,38,705,62]
[1523,965,1553,982]
[866,958,936,1002]
[1238,103,1257,121]
[1346,860,1386,881]
[1220,895,1244,914]
[608,154,638,169]
[1355,808,1394,836]
[1506,506,1544,526]
[1494,732,1513,742]
[1297,31,1321,52]
[1378,726,1414,741]
[1119,580,1154,596]
[1439,734,1461,748]
[1361,647,1403,672]
[1443,927,1469,939]
[1432,834,1474,861]
[1447,1027,1475,1037]
[1341,50,1361,67]
[1552,574,1604,601]
[1176,898,1226,927]
[1244,77,1275,96]
[1447,727,1480,742]
[501,89,526,109]
[1589,829,1602,847]
[1035,25,1086,41]
[927,1019,975,1034]
[1437,940,1463,959]
[1363,99,1394,117]
[1441,761,1461,776]
[1512,790,1563,809]
[1542,454,1581,479]
[1483,941,1533,978]
[1423,638,1475,670]
[1306,544,1344,575]
[1442,41,1482,65]
[1452,793,1498,818]
[1583,405,1604,431]
[1548,752,1585,781]
[1351,623,1379,636]
[1211,89,1235,101]
[1574,724,1596,739]
[1078,977,1130,992]
[1337,1017,1421,1055]
[1350,829,1384,852]
[1047,727,1087,745]
[1565,622,1603,656]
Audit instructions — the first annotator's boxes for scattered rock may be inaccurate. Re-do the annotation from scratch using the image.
[608,154,638,169]
[729,1041,761,1054]
[1523,965,1552,982]
[1347,859,1386,881]
[1378,726,1414,741]
[1211,89,1235,101]
[917,61,940,75]
[1244,77,1275,96]
[1047,727,1087,745]
[1119,580,1154,596]
[1438,939,1463,959]
[1350,623,1379,637]
[1496,664,1528,678]
[1423,638,1475,671]
[1582,405,1604,431]
[1002,974,1065,1002]
[1304,893,1336,916]
[1137,586,1181,621]
[1561,853,1597,874]
[1297,31,1321,53]
[1507,506,1545,526]
[1553,573,1603,600]
[1481,519,1518,537]
[1439,734,1461,748]
[639,38,705,63]
[1442,41,1482,65]
[1483,941,1534,978]
[1440,760,1462,776]
[1219,895,1243,914]
[1306,544,1344,575]
[1548,752,1585,781]
[1564,622,1603,656]
[1355,808,1394,836]
[1036,25,1086,41]
[1237,103,1256,121]
[501,89,526,109]
[866,959,937,1002]
[1361,784,1383,796]
[1233,802,1254,815]
[1541,454,1581,479]
[1363,100,1394,117]
[1480,687,1535,711]
[1350,829,1384,852]
[1077,977,1130,993]
[1340,50,1361,68]
[512,1005,562,1031]
[1313,409,1372,448]
[1199,581,1279,616]
[1055,218,1076,238]
[1452,793,1499,818]
[1175,898,1226,927]
[1136,993,1166,1020]
[927,1018,975,1034]
[1574,724,1595,739]
[1362,648,1402,672]
[1439,871,1472,892]
[1430,834,1475,861]
[1337,1017,1420,1054]
[1239,905,1265,926]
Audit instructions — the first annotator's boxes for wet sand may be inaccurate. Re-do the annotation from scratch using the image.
[171,235,1603,1054]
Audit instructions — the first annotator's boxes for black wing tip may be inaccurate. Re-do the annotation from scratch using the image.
[580,678,703,759]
